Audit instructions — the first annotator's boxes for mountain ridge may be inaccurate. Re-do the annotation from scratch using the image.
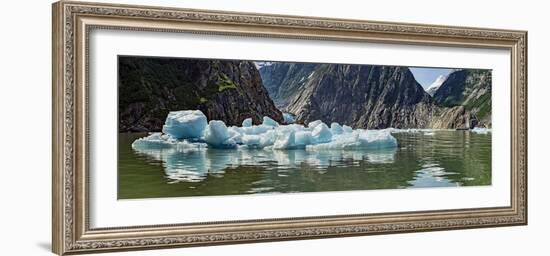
[118,57,283,132]
[260,63,488,129]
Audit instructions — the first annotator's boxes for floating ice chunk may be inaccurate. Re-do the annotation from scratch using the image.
[134,110,400,152]
[471,127,491,134]
[240,124,273,135]
[132,133,206,153]
[262,116,279,127]
[294,131,313,148]
[282,113,296,124]
[242,118,253,127]
[279,124,306,133]
[342,125,353,133]
[307,120,323,129]
[259,130,277,148]
[242,134,262,147]
[311,123,332,144]
[131,132,176,150]
[307,133,361,150]
[273,130,296,149]
[307,129,396,150]
[360,129,398,149]
[162,110,207,139]
[227,126,243,144]
[330,122,344,135]
[204,120,236,148]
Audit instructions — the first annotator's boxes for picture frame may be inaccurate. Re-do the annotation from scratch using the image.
[52,1,527,255]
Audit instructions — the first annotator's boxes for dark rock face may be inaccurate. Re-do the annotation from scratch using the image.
[284,64,439,129]
[431,106,478,129]
[261,62,490,129]
[118,57,283,132]
[426,85,440,97]
[433,69,492,127]
[259,62,319,108]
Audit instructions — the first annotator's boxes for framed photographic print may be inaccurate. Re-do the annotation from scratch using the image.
[52,1,527,255]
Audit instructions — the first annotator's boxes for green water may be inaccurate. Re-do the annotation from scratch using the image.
[118,131,491,199]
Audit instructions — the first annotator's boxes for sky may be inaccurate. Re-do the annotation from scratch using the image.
[409,67,455,89]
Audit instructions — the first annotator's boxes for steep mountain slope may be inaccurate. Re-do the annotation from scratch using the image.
[118,57,283,132]
[285,64,440,129]
[433,69,492,127]
[261,62,489,129]
[258,62,319,108]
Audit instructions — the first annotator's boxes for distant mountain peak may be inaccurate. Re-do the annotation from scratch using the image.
[425,74,448,96]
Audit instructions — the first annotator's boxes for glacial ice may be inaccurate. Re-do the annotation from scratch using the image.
[311,123,332,144]
[132,133,206,152]
[204,120,236,148]
[162,110,207,139]
[242,118,252,127]
[307,120,323,129]
[306,129,397,150]
[471,127,491,134]
[262,116,279,127]
[132,110,399,151]
[342,125,353,133]
[282,113,296,124]
[330,122,344,135]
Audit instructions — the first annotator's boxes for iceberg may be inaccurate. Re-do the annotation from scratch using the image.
[307,120,323,129]
[273,130,296,149]
[162,110,207,139]
[311,123,332,144]
[330,122,344,135]
[294,130,313,148]
[471,127,491,134]
[132,133,206,152]
[342,125,353,133]
[282,112,296,124]
[132,132,176,150]
[307,129,397,150]
[132,110,399,151]
[204,120,236,148]
[262,116,279,127]
[242,118,253,127]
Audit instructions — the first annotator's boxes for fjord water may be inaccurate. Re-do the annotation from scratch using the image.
[118,131,491,199]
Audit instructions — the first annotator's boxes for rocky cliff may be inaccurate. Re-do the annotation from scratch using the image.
[286,65,440,129]
[260,62,489,129]
[433,69,491,127]
[258,62,319,108]
[118,57,283,132]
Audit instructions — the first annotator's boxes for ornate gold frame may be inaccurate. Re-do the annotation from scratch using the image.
[52,1,527,255]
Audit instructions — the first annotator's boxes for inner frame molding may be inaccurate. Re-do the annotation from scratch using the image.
[52,1,527,255]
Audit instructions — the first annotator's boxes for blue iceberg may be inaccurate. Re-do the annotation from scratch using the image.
[282,112,296,124]
[132,110,398,151]
[162,110,207,139]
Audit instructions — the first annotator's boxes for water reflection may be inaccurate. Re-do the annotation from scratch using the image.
[132,146,397,183]
[118,131,491,199]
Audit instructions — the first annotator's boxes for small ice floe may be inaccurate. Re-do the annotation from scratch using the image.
[471,127,491,134]
[282,112,296,124]
[387,128,449,134]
